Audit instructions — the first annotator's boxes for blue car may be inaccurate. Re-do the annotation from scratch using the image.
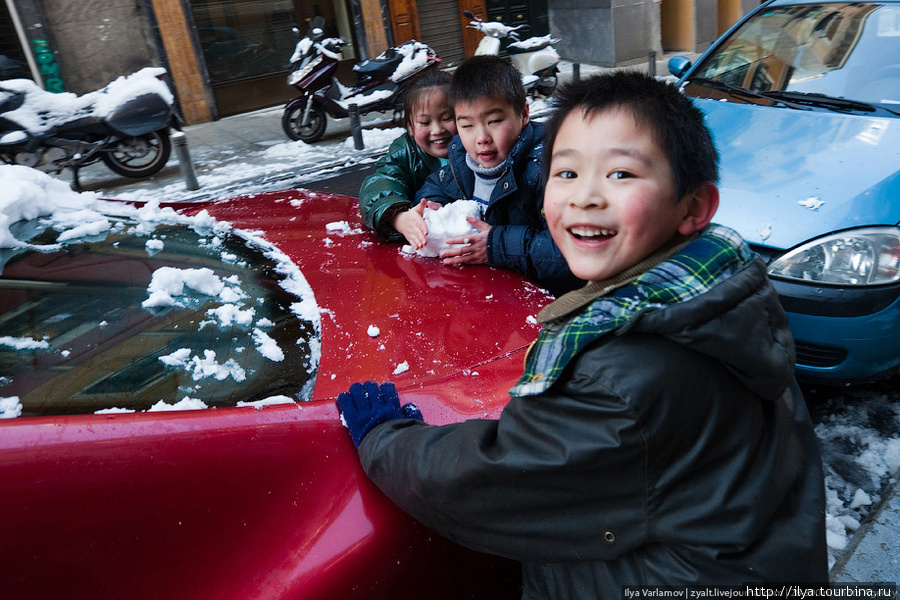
[669,0,900,384]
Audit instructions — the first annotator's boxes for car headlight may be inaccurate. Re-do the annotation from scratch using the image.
[768,227,900,286]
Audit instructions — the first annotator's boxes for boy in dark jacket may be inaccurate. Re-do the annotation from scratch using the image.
[338,72,828,596]
[416,55,582,295]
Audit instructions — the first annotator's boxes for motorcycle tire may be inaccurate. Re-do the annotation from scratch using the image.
[282,104,327,143]
[101,129,172,178]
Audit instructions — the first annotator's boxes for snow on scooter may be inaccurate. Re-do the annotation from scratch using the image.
[282,16,442,143]
[463,10,560,97]
[0,67,179,188]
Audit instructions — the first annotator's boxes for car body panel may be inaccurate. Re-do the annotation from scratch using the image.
[698,97,900,249]
[0,189,545,599]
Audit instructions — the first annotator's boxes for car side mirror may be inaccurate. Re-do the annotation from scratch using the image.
[668,56,692,78]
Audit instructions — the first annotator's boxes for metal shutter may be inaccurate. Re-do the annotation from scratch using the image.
[417,0,466,66]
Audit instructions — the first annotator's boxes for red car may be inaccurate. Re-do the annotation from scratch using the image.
[0,189,551,599]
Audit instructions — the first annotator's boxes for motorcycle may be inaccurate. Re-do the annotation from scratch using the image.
[282,16,442,143]
[0,67,179,188]
[463,10,561,97]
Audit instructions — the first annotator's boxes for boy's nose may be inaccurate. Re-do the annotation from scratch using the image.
[570,180,606,208]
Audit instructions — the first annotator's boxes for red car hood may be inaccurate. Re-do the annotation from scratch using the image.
[0,189,550,599]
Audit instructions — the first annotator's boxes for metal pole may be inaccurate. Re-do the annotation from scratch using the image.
[648,51,657,78]
[171,131,200,191]
[348,103,364,150]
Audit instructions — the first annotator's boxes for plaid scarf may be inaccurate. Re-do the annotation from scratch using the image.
[511,225,755,397]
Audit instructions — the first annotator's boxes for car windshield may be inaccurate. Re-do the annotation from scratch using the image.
[0,221,317,417]
[688,3,900,111]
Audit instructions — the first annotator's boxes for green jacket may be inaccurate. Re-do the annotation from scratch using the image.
[359,132,442,242]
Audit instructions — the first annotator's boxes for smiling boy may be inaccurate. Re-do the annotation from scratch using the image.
[339,72,827,595]
[416,55,582,295]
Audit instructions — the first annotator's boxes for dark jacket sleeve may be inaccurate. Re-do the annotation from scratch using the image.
[488,225,585,295]
[359,133,440,241]
[358,373,650,563]
[484,124,585,294]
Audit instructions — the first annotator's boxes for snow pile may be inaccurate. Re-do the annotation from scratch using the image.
[0,165,103,248]
[160,348,247,382]
[809,390,900,567]
[0,67,172,134]
[0,396,22,419]
[507,34,559,51]
[404,200,483,258]
[390,41,433,82]
[342,126,405,150]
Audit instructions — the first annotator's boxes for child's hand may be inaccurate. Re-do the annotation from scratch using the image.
[441,217,491,266]
[392,199,429,249]
[336,381,424,448]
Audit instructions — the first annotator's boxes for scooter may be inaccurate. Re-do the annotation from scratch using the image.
[0,67,179,188]
[282,16,441,143]
[463,10,561,97]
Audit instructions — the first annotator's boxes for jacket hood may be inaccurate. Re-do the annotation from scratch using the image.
[634,258,796,401]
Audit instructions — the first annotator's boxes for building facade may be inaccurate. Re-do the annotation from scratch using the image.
[2,0,759,124]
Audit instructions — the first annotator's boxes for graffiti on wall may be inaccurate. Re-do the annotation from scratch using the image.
[30,39,65,92]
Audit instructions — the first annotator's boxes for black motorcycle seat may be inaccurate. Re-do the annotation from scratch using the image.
[353,49,402,78]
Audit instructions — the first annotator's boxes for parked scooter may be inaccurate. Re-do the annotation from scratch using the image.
[0,67,179,188]
[282,16,442,143]
[463,10,560,97]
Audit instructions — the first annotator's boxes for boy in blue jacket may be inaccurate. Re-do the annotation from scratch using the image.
[416,55,582,295]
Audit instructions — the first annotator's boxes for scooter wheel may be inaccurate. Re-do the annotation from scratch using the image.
[101,129,172,178]
[282,105,327,143]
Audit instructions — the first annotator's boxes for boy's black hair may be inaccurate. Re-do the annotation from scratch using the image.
[449,55,526,116]
[403,70,453,128]
[543,71,719,201]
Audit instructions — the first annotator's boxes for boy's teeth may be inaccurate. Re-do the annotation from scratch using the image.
[570,226,615,239]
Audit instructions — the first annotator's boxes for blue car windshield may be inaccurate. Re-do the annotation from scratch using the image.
[690,3,900,111]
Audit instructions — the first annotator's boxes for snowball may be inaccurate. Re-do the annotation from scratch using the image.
[367,325,380,337]
[414,200,483,258]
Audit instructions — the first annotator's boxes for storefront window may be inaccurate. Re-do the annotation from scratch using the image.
[189,0,355,84]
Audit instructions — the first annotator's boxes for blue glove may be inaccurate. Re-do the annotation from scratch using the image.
[337,381,423,447]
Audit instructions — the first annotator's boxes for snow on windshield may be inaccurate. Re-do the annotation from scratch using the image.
[0,165,320,416]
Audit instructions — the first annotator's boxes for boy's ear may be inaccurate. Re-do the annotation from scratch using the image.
[521,102,530,127]
[677,182,719,236]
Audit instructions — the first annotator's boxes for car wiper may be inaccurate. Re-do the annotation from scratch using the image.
[759,90,878,114]
[688,77,802,109]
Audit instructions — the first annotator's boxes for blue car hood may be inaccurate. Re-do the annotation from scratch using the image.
[697,98,900,250]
